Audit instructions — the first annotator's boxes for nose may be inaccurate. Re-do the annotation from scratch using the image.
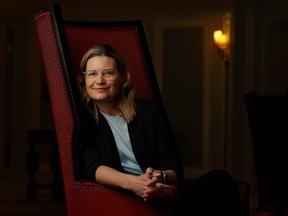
[95,74,106,84]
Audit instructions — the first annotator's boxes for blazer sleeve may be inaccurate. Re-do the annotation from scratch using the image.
[77,113,101,182]
[79,111,123,182]
[131,100,185,182]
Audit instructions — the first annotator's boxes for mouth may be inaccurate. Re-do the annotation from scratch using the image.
[94,87,109,92]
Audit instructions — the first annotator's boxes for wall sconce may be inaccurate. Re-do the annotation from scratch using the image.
[213,30,229,64]
[213,14,231,166]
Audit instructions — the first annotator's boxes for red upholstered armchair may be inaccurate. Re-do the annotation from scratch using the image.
[34,3,177,216]
[34,3,251,216]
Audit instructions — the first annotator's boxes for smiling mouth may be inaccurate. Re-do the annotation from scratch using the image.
[94,87,109,91]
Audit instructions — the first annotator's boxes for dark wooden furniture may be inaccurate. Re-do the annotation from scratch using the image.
[245,92,288,215]
[26,130,64,202]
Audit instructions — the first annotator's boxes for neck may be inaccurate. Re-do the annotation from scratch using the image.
[96,102,121,116]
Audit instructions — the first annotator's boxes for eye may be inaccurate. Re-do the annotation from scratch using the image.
[103,70,115,76]
[105,70,113,75]
[86,71,96,76]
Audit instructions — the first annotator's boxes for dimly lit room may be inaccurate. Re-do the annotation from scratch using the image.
[0,0,288,215]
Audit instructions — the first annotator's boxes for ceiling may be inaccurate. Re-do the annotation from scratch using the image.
[1,0,234,16]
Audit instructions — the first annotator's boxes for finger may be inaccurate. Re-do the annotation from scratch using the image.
[155,183,171,189]
[146,178,158,187]
[144,186,157,194]
[146,167,153,174]
[153,172,162,177]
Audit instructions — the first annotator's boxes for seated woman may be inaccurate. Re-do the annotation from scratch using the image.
[77,44,249,216]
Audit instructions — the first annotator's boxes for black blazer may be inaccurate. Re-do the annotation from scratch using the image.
[79,100,184,183]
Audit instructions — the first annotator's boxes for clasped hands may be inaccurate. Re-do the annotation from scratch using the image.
[137,167,174,202]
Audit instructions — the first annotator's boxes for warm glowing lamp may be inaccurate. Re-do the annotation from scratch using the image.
[213,30,229,64]
[213,30,229,50]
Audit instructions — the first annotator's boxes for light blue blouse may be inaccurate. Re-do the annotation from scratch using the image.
[101,112,143,175]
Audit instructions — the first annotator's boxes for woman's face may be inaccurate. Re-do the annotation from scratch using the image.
[85,55,123,105]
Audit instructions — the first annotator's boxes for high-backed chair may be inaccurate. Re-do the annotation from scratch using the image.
[244,92,288,215]
[34,3,175,216]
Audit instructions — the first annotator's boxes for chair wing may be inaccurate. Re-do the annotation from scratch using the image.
[34,3,173,216]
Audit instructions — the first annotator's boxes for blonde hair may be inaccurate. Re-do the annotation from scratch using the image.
[78,45,137,123]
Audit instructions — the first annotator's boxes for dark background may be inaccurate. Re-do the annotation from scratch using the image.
[0,0,287,211]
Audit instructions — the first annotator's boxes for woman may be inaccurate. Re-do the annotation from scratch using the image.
[77,44,183,202]
[77,44,249,215]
